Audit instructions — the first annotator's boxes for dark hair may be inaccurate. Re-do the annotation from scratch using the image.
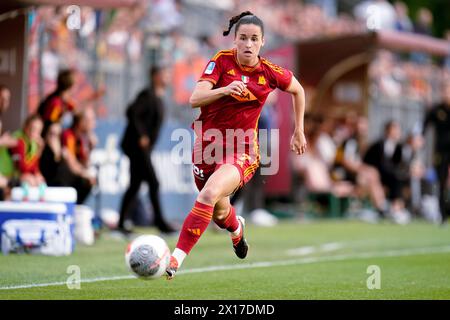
[56,69,75,92]
[42,121,61,140]
[384,120,399,133]
[23,114,43,131]
[150,65,165,80]
[223,11,264,37]
[71,110,85,129]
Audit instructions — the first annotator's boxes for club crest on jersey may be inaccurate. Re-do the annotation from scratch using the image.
[258,76,266,85]
[241,75,249,83]
[204,62,215,75]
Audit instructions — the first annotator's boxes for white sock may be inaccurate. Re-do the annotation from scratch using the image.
[230,223,241,238]
[172,248,187,267]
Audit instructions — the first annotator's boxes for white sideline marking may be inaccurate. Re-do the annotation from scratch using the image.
[286,246,316,256]
[286,242,345,256]
[1,245,450,291]
[320,242,345,252]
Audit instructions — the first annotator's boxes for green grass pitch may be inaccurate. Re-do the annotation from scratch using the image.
[1,220,449,299]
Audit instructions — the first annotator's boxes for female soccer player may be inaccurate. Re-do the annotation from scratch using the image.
[166,11,307,279]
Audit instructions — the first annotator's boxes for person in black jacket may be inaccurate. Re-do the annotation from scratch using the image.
[363,120,410,223]
[423,81,450,224]
[118,65,177,234]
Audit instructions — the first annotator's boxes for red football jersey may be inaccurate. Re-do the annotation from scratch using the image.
[41,95,75,123]
[194,48,293,149]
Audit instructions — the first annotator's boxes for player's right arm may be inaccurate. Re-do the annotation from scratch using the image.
[190,51,247,108]
[189,80,246,108]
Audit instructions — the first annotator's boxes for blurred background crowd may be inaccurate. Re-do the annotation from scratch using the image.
[0,0,449,230]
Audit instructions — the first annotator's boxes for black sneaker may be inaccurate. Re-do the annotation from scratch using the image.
[232,216,249,259]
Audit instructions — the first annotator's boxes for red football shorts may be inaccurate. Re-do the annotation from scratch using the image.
[192,140,260,192]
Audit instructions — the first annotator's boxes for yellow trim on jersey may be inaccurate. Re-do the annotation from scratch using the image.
[261,58,284,75]
[252,114,261,164]
[199,77,217,85]
[212,50,233,61]
[244,164,259,177]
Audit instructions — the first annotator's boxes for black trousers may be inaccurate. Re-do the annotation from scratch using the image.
[435,152,450,222]
[118,149,164,228]
[72,176,92,205]
[380,169,404,201]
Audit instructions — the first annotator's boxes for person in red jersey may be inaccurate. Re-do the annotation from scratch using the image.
[10,114,45,187]
[61,108,97,204]
[166,11,307,279]
[37,69,76,131]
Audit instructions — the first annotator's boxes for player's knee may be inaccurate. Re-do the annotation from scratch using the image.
[213,207,229,221]
[197,187,221,206]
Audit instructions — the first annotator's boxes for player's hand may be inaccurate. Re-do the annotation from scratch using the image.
[290,130,307,155]
[224,81,247,96]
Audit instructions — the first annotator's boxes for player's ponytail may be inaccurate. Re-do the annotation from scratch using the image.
[223,11,264,37]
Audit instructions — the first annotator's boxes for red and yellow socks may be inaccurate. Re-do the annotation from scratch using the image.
[213,206,242,245]
[175,201,214,255]
[172,203,243,271]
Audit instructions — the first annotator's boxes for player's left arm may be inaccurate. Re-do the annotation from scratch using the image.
[285,76,307,155]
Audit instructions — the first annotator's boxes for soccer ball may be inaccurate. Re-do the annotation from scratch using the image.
[125,235,171,280]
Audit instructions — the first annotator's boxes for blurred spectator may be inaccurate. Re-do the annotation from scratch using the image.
[333,112,358,147]
[397,131,426,215]
[293,118,354,198]
[444,30,450,70]
[411,7,433,64]
[333,116,390,218]
[62,108,97,204]
[369,50,443,106]
[370,50,403,98]
[146,0,183,34]
[0,85,18,200]
[363,120,411,224]
[315,115,337,167]
[235,0,363,42]
[37,68,76,132]
[423,80,450,224]
[393,1,413,33]
[312,0,337,18]
[353,0,397,31]
[0,85,11,130]
[10,115,45,187]
[40,122,68,185]
[413,7,433,37]
[118,65,177,235]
